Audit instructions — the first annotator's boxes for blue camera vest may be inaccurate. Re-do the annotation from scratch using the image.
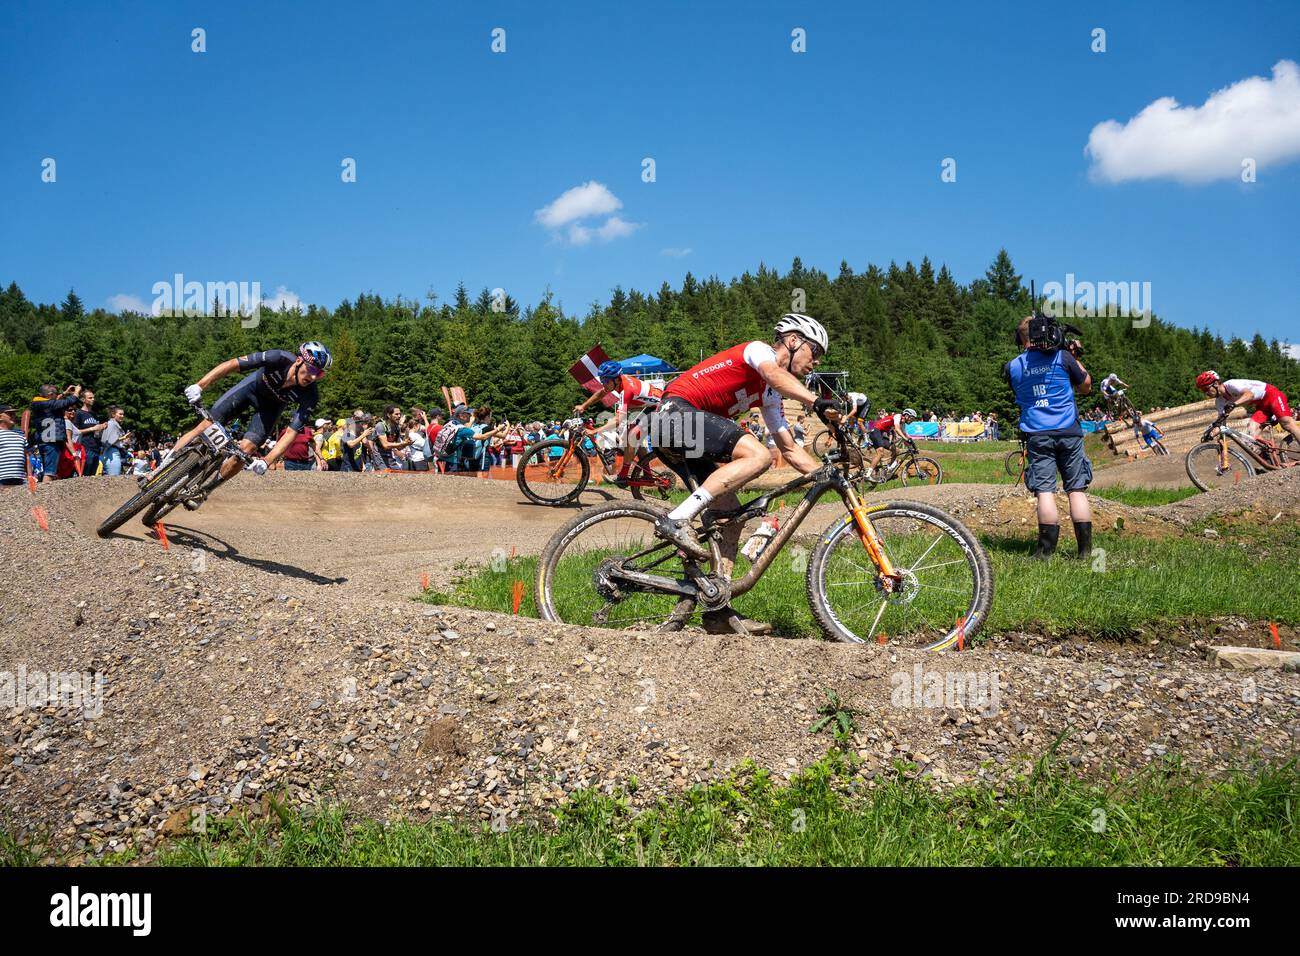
[1007,350,1079,433]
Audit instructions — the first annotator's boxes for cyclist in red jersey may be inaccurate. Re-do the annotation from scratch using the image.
[1196,370,1300,445]
[647,314,841,633]
[865,407,917,479]
[574,361,664,486]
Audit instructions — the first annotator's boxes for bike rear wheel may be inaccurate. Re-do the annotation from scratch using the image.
[535,500,700,631]
[628,451,678,501]
[1185,442,1254,492]
[96,447,207,538]
[811,430,836,460]
[516,440,590,506]
[807,501,993,650]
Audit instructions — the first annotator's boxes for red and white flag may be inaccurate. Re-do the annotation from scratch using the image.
[569,344,618,408]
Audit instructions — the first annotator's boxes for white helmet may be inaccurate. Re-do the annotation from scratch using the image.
[774,313,828,355]
[846,391,870,416]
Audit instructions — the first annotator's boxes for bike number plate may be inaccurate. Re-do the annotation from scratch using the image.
[201,424,229,450]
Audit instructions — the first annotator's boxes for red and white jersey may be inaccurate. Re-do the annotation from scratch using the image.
[614,374,663,411]
[663,341,788,434]
[1216,379,1267,413]
[869,412,902,433]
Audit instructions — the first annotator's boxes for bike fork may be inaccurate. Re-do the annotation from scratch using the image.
[843,485,900,584]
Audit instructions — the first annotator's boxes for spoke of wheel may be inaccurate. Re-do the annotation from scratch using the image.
[910,557,968,573]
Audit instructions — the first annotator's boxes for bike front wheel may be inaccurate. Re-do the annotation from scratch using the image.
[899,455,943,486]
[96,447,206,538]
[516,440,590,506]
[535,500,699,631]
[806,501,993,650]
[1185,442,1254,492]
[1004,448,1026,478]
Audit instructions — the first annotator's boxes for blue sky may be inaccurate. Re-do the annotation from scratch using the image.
[2,0,1298,345]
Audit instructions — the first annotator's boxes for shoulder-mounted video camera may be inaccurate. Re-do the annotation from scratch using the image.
[1019,280,1082,353]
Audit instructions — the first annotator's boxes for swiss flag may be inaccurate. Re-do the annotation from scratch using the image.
[569,345,618,409]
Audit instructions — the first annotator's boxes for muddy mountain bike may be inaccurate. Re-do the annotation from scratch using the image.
[516,417,677,506]
[1185,411,1300,492]
[534,419,992,650]
[865,436,943,487]
[97,400,253,537]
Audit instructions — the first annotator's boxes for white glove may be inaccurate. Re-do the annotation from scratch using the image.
[184,383,203,403]
[245,458,268,476]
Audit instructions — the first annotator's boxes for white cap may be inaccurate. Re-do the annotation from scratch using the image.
[315,418,328,428]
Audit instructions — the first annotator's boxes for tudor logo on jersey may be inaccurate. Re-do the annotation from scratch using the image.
[663,342,773,419]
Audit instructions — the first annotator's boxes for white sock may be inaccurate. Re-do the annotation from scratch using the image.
[668,487,713,522]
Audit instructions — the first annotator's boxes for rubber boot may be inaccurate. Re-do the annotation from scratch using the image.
[1030,523,1059,560]
[1073,520,1093,561]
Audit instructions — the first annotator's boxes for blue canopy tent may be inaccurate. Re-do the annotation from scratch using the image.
[615,354,678,376]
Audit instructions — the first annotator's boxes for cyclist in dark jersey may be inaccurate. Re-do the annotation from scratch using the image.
[157,343,331,492]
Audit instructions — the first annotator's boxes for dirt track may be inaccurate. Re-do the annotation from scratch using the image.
[1,470,1297,861]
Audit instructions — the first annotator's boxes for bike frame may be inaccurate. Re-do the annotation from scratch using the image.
[1216,423,1295,471]
[612,428,900,602]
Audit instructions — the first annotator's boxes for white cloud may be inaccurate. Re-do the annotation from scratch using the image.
[262,285,306,311]
[1283,342,1300,361]
[567,222,593,246]
[536,181,642,245]
[107,293,149,313]
[597,216,641,241]
[661,246,692,258]
[535,181,622,229]
[1085,60,1300,184]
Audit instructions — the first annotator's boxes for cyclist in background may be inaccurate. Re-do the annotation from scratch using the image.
[1196,370,1300,446]
[574,360,664,487]
[864,407,917,480]
[1099,373,1130,418]
[1134,416,1164,451]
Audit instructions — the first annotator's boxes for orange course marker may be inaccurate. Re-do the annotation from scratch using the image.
[31,506,49,531]
[155,521,170,551]
[876,632,887,645]
[420,572,430,592]
[511,580,524,615]
[1271,622,1281,650]
[26,474,37,494]
[956,616,966,652]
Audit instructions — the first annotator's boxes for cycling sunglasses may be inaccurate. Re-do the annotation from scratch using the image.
[299,358,327,378]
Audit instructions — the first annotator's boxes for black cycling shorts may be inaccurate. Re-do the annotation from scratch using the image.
[646,396,748,489]
[867,427,892,449]
[209,373,285,447]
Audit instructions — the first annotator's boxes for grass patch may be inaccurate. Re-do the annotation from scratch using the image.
[13,754,1293,866]
[1089,485,1201,507]
[427,522,1300,638]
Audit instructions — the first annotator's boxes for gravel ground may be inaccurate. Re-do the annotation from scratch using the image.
[1,471,1296,862]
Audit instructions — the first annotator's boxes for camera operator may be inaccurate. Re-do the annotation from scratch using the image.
[1004,315,1094,560]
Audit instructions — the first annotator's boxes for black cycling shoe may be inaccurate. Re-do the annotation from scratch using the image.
[653,514,710,561]
[701,609,773,636]
[181,492,206,511]
[602,473,630,488]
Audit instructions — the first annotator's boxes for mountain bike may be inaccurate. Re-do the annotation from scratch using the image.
[1004,440,1028,485]
[866,436,943,487]
[1184,411,1300,492]
[811,419,865,459]
[534,419,992,650]
[516,417,677,506]
[1106,389,1140,427]
[97,400,254,537]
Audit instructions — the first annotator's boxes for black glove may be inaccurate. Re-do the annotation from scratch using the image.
[813,398,839,424]
[1222,402,1236,414]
